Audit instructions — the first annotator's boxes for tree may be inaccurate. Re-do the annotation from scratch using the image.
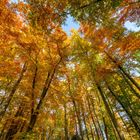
[0,0,140,139]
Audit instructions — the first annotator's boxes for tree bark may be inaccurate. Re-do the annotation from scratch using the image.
[72,99,84,140]
[96,83,123,140]
[104,51,140,91]
[5,106,24,140]
[27,58,61,132]
[86,95,100,140]
[0,62,27,118]
[81,103,90,140]
[64,103,69,140]
[90,96,104,139]
[105,80,140,135]
[31,62,38,116]
[119,70,140,99]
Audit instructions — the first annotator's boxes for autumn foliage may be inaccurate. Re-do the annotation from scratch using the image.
[0,0,140,140]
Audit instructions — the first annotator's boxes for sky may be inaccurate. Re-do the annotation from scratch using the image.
[62,16,140,35]
[62,16,79,35]
[124,21,140,32]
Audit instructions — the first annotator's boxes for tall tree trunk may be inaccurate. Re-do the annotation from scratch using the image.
[27,58,61,132]
[81,103,90,140]
[72,99,84,140]
[104,51,140,91]
[5,106,24,140]
[86,95,100,140]
[74,113,78,136]
[89,96,104,139]
[82,48,122,139]
[66,74,84,140]
[119,70,140,99]
[31,62,38,116]
[117,79,140,118]
[117,108,133,140]
[95,83,123,140]
[64,103,69,140]
[103,87,125,140]
[105,80,140,135]
[103,117,109,140]
[0,62,27,118]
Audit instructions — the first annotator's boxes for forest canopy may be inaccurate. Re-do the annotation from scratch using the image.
[0,0,140,139]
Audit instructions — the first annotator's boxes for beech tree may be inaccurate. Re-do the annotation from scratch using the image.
[0,0,140,139]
